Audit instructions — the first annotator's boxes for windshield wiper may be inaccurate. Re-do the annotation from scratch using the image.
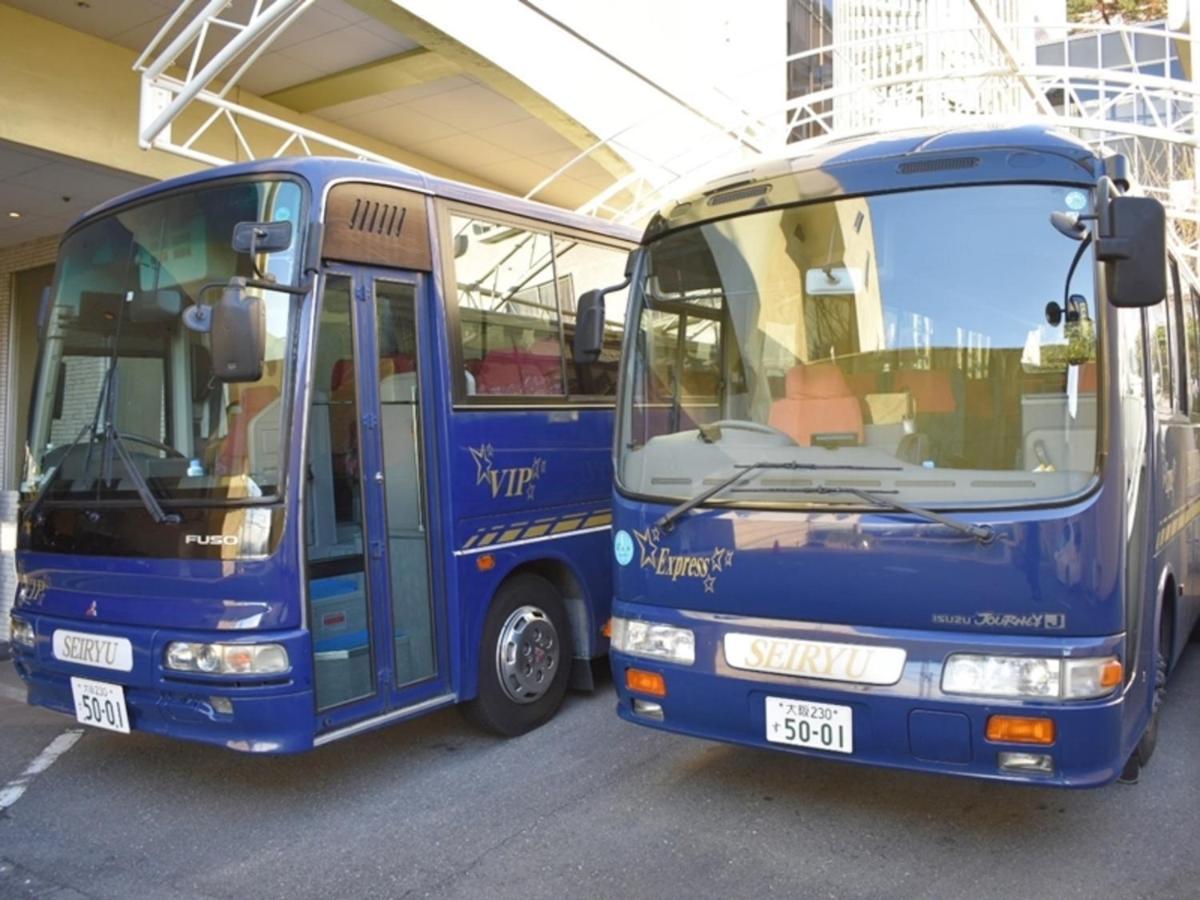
[792,485,994,544]
[95,422,180,524]
[655,461,902,532]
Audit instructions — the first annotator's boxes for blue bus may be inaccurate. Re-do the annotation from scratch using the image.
[9,157,636,751]
[597,126,1198,786]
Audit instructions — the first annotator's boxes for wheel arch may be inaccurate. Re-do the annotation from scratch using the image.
[503,556,595,663]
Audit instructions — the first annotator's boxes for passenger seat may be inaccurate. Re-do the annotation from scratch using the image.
[768,362,864,446]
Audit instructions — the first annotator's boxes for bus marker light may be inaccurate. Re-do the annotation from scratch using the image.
[210,696,233,715]
[998,751,1055,775]
[632,698,664,720]
[601,619,612,638]
[986,715,1056,745]
[626,668,667,697]
[1099,659,1123,688]
[475,554,496,572]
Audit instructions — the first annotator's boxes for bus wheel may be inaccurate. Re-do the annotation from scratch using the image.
[1124,609,1170,782]
[464,573,571,737]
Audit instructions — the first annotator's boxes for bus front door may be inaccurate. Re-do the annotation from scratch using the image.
[307,268,446,740]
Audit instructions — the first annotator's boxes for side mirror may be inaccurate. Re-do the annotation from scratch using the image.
[232,220,293,255]
[211,278,265,382]
[574,289,606,364]
[1099,195,1166,308]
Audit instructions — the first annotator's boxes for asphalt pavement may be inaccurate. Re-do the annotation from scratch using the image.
[2,647,1198,900]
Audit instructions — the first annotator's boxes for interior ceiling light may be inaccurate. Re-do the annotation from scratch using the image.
[7,211,20,219]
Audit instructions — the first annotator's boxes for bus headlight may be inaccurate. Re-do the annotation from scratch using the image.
[10,617,35,649]
[165,642,289,675]
[942,654,1121,700]
[610,616,695,665]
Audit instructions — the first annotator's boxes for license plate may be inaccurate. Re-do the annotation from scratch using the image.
[69,677,130,734]
[765,696,852,754]
[53,629,133,672]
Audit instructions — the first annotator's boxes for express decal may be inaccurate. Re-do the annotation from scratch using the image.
[633,526,734,594]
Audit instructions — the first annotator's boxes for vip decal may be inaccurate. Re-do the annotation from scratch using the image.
[633,526,734,593]
[932,611,1067,629]
[17,575,48,605]
[469,444,548,500]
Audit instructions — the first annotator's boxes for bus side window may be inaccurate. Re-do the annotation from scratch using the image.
[553,236,629,397]
[1168,257,1188,415]
[450,214,565,398]
[1189,286,1200,420]
[1148,273,1175,414]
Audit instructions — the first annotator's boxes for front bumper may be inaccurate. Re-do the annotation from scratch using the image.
[9,611,316,753]
[610,601,1129,788]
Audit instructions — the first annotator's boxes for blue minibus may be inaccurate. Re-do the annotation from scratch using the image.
[10,157,636,751]
[597,125,1198,786]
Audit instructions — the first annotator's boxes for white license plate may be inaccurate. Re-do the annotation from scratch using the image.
[69,677,130,734]
[53,629,133,672]
[765,696,852,754]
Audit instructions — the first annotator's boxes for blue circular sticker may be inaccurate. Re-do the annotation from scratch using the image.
[1064,190,1087,211]
[613,530,634,566]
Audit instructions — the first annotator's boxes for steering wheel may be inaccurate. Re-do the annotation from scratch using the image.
[702,419,797,445]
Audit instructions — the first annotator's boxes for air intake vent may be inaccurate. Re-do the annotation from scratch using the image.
[348,198,407,236]
[325,183,432,270]
[897,156,980,175]
[707,183,771,206]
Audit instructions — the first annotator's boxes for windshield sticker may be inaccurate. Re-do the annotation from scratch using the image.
[933,612,1066,629]
[614,530,634,566]
[1064,190,1087,211]
[469,444,547,500]
[634,526,735,593]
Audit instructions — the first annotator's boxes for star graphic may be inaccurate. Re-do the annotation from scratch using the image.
[723,549,735,569]
[468,444,494,487]
[532,456,547,478]
[709,548,725,573]
[633,528,659,569]
[525,484,536,500]
[703,574,717,593]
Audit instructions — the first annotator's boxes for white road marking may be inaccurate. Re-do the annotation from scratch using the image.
[0,684,27,703]
[0,730,84,814]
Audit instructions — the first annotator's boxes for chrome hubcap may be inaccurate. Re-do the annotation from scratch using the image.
[496,605,559,704]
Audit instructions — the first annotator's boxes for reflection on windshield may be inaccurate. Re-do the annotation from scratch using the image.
[24,179,304,504]
[619,184,1098,507]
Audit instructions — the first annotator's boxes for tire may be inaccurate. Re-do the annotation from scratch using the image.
[463,573,572,737]
[1136,608,1171,767]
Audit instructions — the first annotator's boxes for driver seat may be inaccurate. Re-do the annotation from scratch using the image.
[768,362,864,447]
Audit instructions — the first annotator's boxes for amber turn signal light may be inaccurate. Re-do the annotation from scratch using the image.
[601,618,612,638]
[625,667,667,697]
[986,715,1056,745]
[475,553,496,572]
[1099,659,1123,688]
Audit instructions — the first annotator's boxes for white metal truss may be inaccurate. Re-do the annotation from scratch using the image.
[134,2,1200,272]
[134,0,415,169]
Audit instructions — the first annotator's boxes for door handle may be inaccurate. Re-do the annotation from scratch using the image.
[411,386,425,532]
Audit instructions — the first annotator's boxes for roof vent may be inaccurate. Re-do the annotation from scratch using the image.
[897,156,980,175]
[348,197,407,236]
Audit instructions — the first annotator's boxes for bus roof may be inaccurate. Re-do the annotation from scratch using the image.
[73,155,640,244]
[646,124,1105,239]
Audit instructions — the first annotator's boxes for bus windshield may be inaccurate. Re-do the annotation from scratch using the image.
[619,183,1100,508]
[23,178,305,505]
